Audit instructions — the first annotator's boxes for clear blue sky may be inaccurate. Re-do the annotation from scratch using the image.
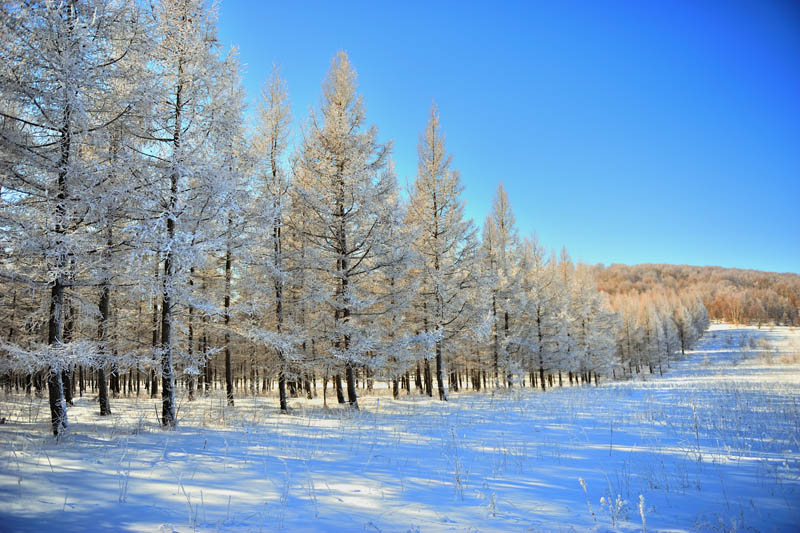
[217,0,800,274]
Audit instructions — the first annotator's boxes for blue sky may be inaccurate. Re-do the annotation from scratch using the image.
[217,0,800,274]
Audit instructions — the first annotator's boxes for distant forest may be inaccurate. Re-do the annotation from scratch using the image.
[596,264,800,326]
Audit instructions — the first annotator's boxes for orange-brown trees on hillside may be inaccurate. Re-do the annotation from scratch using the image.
[597,264,799,326]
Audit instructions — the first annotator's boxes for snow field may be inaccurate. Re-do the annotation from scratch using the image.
[0,324,798,532]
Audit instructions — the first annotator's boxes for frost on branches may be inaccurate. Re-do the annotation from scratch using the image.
[0,3,715,437]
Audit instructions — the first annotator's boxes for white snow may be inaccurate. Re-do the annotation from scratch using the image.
[1,324,798,532]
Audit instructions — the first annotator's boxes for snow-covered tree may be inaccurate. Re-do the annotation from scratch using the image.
[652,294,679,373]
[569,265,618,382]
[407,104,484,401]
[515,236,564,390]
[294,51,403,409]
[672,298,697,357]
[368,199,420,398]
[138,0,244,425]
[482,183,521,386]
[243,66,299,412]
[0,0,146,436]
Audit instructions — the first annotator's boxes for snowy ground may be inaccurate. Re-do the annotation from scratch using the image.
[1,324,799,532]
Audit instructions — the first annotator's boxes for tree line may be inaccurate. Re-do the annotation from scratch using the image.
[1,0,710,437]
[597,264,799,327]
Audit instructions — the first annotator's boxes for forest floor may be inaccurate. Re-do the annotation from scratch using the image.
[1,324,799,532]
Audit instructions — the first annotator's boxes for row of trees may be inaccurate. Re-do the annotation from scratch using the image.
[0,0,709,437]
[608,290,709,377]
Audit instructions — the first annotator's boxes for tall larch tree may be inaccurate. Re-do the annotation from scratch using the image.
[294,51,399,409]
[247,66,296,412]
[0,0,143,436]
[516,236,563,390]
[142,0,241,426]
[482,182,520,386]
[408,104,482,401]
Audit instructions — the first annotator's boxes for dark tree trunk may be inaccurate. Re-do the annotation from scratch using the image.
[435,341,447,401]
[504,310,511,388]
[97,252,112,416]
[47,282,68,438]
[160,247,176,427]
[424,359,433,397]
[61,373,73,407]
[110,369,120,397]
[186,269,195,401]
[275,256,287,413]
[62,298,75,406]
[224,227,234,407]
[278,371,288,411]
[345,361,358,408]
[46,89,73,438]
[335,374,345,404]
[202,310,210,395]
[538,313,546,391]
[492,294,498,383]
[151,259,159,399]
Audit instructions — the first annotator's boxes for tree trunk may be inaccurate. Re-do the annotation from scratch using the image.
[424,359,433,397]
[46,91,73,438]
[47,281,68,437]
[335,374,345,404]
[151,259,159,398]
[202,290,210,395]
[345,361,358,408]
[504,310,511,388]
[435,341,447,401]
[278,369,288,412]
[275,256,287,411]
[96,272,112,416]
[160,247,176,427]
[539,361,546,392]
[62,297,75,406]
[492,294,499,383]
[224,223,234,407]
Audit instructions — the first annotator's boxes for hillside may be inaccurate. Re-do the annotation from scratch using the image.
[595,264,800,326]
